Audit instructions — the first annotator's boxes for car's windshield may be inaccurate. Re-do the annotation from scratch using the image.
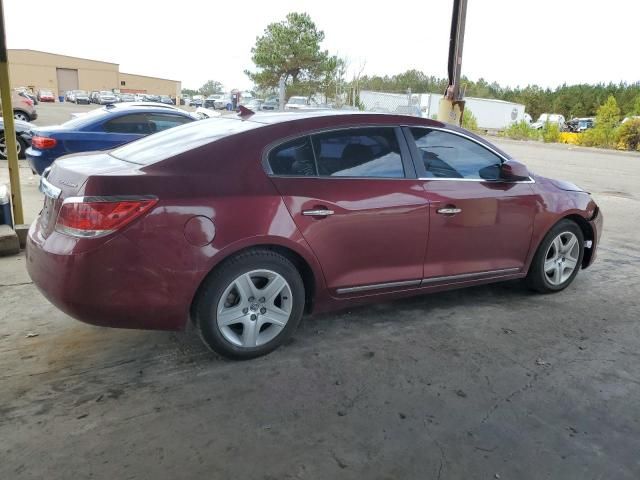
[60,108,109,129]
[75,90,87,95]
[289,97,306,105]
[100,91,112,95]
[111,117,262,165]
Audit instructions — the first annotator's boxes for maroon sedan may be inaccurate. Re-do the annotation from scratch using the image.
[27,111,602,359]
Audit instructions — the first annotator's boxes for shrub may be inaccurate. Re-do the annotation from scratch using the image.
[462,109,478,131]
[541,122,561,143]
[615,119,640,151]
[559,132,579,144]
[503,120,540,140]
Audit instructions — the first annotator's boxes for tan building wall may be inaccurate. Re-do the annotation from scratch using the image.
[8,49,119,95]
[7,49,180,98]
[118,73,181,97]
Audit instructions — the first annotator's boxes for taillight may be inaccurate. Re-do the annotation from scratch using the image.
[55,196,158,238]
[32,136,57,149]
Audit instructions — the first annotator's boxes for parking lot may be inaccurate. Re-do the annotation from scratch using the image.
[1,104,640,479]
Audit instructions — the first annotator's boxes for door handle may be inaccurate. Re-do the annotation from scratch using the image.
[302,209,335,217]
[436,207,462,215]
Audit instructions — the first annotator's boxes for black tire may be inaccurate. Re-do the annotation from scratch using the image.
[0,132,26,159]
[526,219,584,293]
[195,249,305,359]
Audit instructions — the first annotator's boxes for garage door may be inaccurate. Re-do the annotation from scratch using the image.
[56,68,79,95]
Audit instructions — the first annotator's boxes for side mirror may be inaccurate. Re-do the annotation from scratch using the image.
[500,160,530,182]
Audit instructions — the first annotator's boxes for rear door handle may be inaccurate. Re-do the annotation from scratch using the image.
[436,207,462,215]
[302,209,335,217]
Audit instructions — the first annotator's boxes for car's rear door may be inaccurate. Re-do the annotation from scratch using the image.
[405,127,537,281]
[267,126,429,295]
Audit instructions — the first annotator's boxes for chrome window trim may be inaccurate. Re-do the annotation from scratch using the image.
[263,124,412,179]
[336,268,522,294]
[409,126,536,184]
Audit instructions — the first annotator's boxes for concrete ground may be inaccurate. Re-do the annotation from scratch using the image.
[1,118,639,479]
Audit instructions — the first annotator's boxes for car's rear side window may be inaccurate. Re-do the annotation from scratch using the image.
[268,137,316,176]
[311,127,404,178]
[103,114,151,134]
[111,117,261,165]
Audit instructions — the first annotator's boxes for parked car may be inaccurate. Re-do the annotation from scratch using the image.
[191,95,204,107]
[118,93,136,103]
[0,117,35,159]
[2,91,38,122]
[531,113,566,130]
[204,94,225,109]
[26,111,603,359]
[145,94,161,103]
[96,91,117,105]
[159,95,174,105]
[566,117,595,133]
[181,95,191,106]
[71,90,90,104]
[25,103,194,174]
[284,96,308,110]
[89,91,101,103]
[16,89,38,105]
[37,90,55,102]
[261,98,279,111]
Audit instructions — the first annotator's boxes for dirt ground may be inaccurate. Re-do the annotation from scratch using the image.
[1,112,639,479]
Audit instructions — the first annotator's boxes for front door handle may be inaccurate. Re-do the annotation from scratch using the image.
[302,209,335,217]
[436,207,462,215]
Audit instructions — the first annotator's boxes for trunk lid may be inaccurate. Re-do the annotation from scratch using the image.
[38,152,138,238]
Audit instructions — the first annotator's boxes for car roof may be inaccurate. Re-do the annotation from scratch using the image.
[104,102,182,111]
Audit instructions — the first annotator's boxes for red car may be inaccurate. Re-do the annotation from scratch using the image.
[37,90,55,102]
[27,112,603,359]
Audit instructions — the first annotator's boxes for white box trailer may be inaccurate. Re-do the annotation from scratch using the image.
[359,90,526,130]
[428,94,526,130]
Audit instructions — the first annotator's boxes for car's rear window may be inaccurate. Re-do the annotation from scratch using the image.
[111,117,261,165]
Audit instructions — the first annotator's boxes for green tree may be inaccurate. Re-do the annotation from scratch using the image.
[630,95,640,116]
[181,88,198,97]
[595,95,621,130]
[246,12,342,100]
[199,80,224,96]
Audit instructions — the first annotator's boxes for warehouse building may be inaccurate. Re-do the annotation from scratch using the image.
[7,49,181,98]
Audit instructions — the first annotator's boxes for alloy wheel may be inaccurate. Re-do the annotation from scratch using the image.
[544,231,580,286]
[13,112,29,122]
[216,269,293,348]
[0,136,21,159]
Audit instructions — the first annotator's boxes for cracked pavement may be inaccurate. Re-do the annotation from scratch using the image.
[1,138,640,479]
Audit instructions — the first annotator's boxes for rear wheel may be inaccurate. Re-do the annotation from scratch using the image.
[13,111,30,122]
[526,219,584,293]
[195,250,305,359]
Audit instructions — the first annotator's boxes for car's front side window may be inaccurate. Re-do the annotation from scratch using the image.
[410,128,503,180]
[311,127,405,178]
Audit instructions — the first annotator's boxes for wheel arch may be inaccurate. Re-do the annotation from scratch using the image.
[189,241,321,326]
[562,213,594,268]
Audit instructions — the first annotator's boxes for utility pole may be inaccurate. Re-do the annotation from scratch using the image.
[0,0,23,225]
[437,0,468,126]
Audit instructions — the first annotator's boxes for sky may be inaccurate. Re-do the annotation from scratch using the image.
[5,0,639,92]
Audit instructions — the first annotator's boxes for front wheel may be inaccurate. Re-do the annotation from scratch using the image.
[195,250,305,359]
[13,111,30,122]
[526,219,584,293]
[0,132,26,159]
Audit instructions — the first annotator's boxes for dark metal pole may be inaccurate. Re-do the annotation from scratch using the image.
[438,0,468,125]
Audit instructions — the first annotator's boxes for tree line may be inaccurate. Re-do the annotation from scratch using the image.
[357,70,640,120]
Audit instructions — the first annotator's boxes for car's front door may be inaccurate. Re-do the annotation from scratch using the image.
[267,126,429,295]
[406,127,537,281]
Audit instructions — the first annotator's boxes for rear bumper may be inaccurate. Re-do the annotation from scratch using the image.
[26,147,52,175]
[26,220,190,331]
